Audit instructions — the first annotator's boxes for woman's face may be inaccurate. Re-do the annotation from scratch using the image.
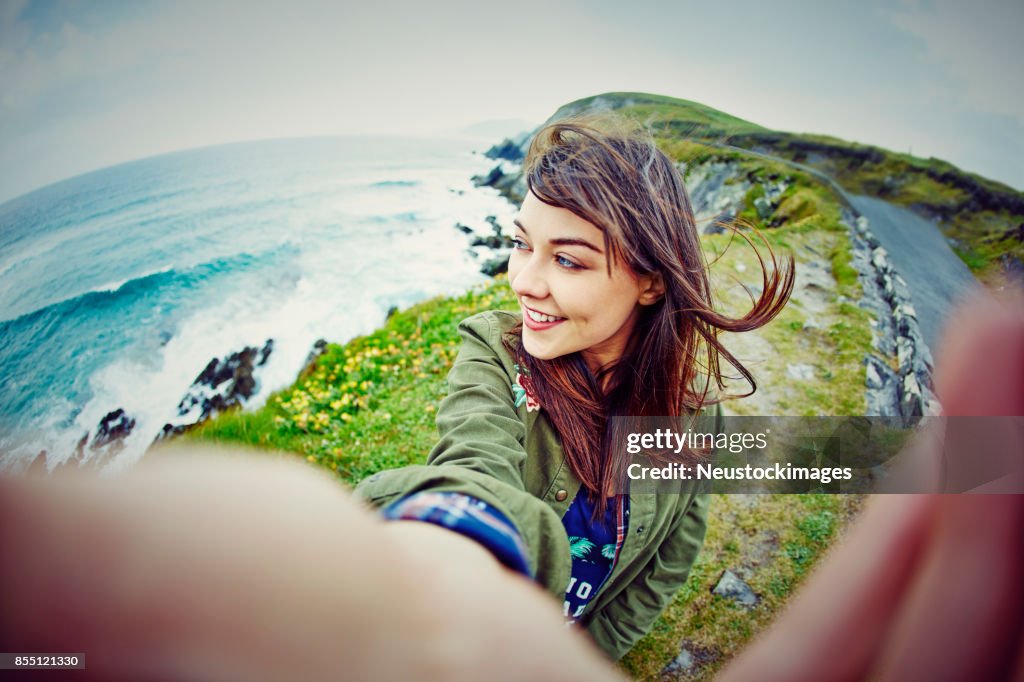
[508,190,661,372]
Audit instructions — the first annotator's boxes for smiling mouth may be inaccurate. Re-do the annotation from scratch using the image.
[525,307,565,323]
[523,305,566,330]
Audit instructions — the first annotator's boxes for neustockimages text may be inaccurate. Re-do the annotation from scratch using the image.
[624,428,853,483]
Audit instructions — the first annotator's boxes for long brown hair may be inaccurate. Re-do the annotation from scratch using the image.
[504,114,794,511]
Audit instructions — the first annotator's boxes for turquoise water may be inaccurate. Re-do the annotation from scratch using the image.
[0,135,515,471]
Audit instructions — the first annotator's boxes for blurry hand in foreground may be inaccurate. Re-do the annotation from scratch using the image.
[0,449,625,681]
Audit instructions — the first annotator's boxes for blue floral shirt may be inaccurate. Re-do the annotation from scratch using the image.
[561,491,629,624]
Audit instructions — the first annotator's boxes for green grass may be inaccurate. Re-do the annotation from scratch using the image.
[183,278,518,483]
[553,91,767,140]
[953,242,998,272]
[830,240,859,297]
[620,494,863,681]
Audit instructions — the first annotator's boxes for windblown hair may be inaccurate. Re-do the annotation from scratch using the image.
[504,113,794,510]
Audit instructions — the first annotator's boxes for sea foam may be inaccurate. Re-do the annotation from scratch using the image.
[0,135,517,473]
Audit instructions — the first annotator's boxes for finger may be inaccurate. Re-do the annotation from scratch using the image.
[870,494,1024,682]
[934,290,1024,494]
[935,289,1024,417]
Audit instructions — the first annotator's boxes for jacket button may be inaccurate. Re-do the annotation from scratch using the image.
[554,489,568,502]
[636,526,645,535]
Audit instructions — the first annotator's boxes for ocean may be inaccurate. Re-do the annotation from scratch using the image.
[0,134,517,473]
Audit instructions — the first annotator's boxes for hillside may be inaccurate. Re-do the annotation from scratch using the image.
[537,92,1024,285]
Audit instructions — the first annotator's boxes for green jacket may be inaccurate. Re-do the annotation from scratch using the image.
[355,311,712,660]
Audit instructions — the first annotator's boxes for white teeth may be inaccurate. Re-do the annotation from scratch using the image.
[526,308,562,323]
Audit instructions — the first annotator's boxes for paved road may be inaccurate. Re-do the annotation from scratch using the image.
[721,145,980,354]
[846,194,979,352]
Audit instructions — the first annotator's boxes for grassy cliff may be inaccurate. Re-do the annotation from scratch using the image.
[553,92,1024,283]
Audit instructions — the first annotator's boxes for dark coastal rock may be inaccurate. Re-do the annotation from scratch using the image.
[158,423,185,441]
[66,409,138,463]
[472,164,527,206]
[496,174,527,205]
[471,234,513,249]
[455,211,514,277]
[91,408,137,451]
[189,339,273,403]
[485,215,503,233]
[484,137,525,163]
[304,338,329,371]
[258,339,273,366]
[454,222,474,234]
[477,165,504,186]
[475,129,533,207]
[484,128,533,162]
[997,222,1024,244]
[480,255,510,276]
[156,339,274,442]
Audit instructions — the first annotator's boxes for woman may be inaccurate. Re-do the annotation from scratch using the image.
[356,114,795,660]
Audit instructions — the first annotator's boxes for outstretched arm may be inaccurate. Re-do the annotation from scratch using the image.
[356,312,573,596]
[0,448,623,682]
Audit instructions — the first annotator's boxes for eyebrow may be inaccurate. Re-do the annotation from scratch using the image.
[513,219,604,254]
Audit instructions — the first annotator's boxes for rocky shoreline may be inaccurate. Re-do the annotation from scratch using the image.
[37,339,285,470]
[154,339,275,442]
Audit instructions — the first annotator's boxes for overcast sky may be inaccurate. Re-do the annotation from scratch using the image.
[1,0,1021,204]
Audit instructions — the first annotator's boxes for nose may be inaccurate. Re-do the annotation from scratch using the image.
[509,251,550,301]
